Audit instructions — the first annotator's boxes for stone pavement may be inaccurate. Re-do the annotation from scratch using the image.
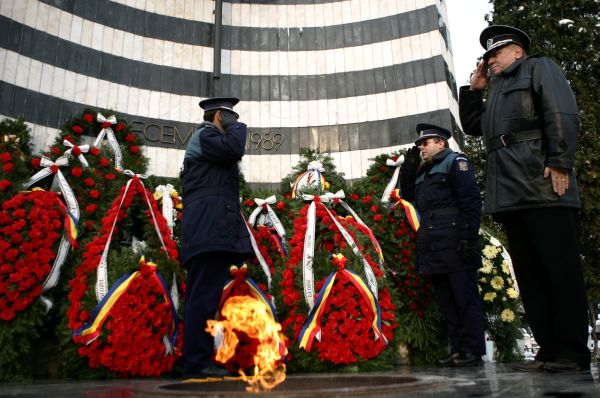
[1,363,598,397]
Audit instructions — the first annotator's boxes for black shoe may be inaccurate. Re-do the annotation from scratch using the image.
[450,352,483,367]
[543,359,589,373]
[436,353,459,367]
[184,365,231,380]
[511,360,545,372]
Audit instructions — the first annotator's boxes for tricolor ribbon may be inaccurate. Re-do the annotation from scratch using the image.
[74,256,178,354]
[291,160,326,198]
[248,195,287,250]
[219,265,287,360]
[389,188,420,231]
[24,155,79,310]
[63,139,90,168]
[301,194,379,316]
[330,190,384,264]
[380,155,405,203]
[154,184,177,236]
[93,113,123,170]
[298,255,387,352]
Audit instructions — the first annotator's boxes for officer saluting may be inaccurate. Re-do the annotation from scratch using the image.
[181,97,253,379]
[400,124,485,367]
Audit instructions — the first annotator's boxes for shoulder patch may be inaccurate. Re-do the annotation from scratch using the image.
[456,158,469,171]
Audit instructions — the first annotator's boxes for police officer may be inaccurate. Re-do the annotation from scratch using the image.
[181,97,253,379]
[460,25,589,373]
[400,124,485,367]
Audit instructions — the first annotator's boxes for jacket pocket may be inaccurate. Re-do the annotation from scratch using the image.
[501,78,534,118]
[427,215,460,251]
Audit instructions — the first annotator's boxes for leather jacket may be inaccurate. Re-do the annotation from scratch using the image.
[459,54,580,213]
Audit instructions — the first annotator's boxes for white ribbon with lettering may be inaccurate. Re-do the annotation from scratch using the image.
[241,212,273,289]
[248,195,287,243]
[63,139,90,168]
[24,155,80,310]
[318,192,379,298]
[155,184,176,236]
[381,155,405,203]
[301,195,319,312]
[93,113,123,170]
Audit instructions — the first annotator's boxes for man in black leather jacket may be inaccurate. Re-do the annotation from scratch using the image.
[401,124,485,367]
[459,25,589,373]
[181,97,253,379]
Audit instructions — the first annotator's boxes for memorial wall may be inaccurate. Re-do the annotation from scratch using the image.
[0,0,460,188]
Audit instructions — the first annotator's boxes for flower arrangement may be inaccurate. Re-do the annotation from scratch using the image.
[0,118,33,200]
[278,200,398,371]
[65,176,183,377]
[477,230,523,361]
[0,191,67,321]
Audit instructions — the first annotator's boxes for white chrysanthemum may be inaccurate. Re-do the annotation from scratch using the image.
[501,309,515,322]
[491,276,504,290]
[507,287,518,299]
[502,260,511,274]
[483,245,499,259]
[480,259,493,274]
[484,292,497,302]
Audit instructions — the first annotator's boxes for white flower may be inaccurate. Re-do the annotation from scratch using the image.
[501,260,511,275]
[483,245,499,259]
[501,309,515,322]
[507,287,518,299]
[491,276,504,290]
[484,292,497,302]
[479,259,493,274]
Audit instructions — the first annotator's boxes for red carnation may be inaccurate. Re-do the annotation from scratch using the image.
[100,157,110,167]
[31,158,41,168]
[0,152,11,163]
[86,204,97,214]
[72,146,82,156]
[89,190,100,199]
[83,113,94,123]
[350,193,359,201]
[116,122,126,132]
[244,199,254,206]
[370,205,378,213]
[84,178,95,187]
[50,165,59,174]
[89,147,100,156]
[276,201,285,210]
[373,214,383,222]
[71,125,84,134]
[371,175,379,182]
[101,121,112,129]
[129,145,140,154]
[125,133,135,142]
[105,173,116,180]
[51,146,60,155]
[0,179,12,191]
[3,163,14,173]
[64,135,75,143]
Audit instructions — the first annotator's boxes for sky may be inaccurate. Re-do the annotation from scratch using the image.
[445,0,494,87]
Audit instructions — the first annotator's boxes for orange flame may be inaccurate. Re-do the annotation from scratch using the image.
[206,296,286,392]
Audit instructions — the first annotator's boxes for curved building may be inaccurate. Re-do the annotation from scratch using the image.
[0,0,460,188]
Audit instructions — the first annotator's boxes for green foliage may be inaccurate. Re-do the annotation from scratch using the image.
[487,0,600,307]
[0,118,33,202]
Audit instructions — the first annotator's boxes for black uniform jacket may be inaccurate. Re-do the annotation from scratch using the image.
[459,54,580,213]
[408,149,482,275]
[180,121,252,266]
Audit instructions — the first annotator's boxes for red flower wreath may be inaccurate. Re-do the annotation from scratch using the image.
[279,203,397,365]
[66,176,183,376]
[0,191,68,321]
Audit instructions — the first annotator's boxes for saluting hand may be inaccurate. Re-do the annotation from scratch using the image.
[470,60,489,91]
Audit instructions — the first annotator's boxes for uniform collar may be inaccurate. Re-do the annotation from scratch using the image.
[432,148,454,163]
[501,55,528,75]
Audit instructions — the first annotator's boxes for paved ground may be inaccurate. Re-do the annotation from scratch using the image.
[1,363,599,397]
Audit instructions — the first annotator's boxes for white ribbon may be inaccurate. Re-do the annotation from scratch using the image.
[155,184,176,236]
[93,113,123,170]
[381,155,405,203]
[24,156,80,311]
[95,176,171,301]
[248,195,287,243]
[63,139,90,168]
[241,212,273,290]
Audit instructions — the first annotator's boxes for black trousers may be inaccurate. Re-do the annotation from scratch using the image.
[498,207,590,366]
[430,269,486,355]
[182,251,247,377]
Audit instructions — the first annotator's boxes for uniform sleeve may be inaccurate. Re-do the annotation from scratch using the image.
[532,57,579,170]
[197,122,247,165]
[458,85,485,137]
[448,156,482,241]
